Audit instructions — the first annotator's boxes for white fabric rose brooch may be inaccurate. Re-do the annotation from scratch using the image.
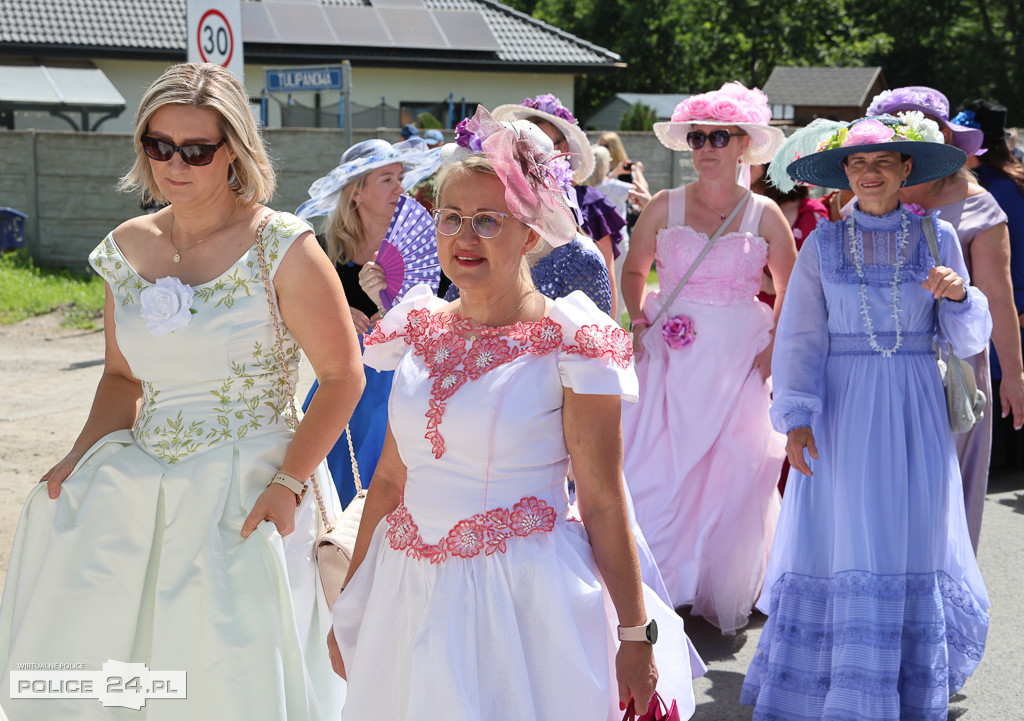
[139,277,196,336]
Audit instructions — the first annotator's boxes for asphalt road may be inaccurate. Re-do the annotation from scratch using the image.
[685,468,1024,720]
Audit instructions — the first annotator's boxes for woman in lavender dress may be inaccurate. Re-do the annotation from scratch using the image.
[742,113,991,720]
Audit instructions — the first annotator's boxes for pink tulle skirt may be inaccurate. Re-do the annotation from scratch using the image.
[622,295,785,633]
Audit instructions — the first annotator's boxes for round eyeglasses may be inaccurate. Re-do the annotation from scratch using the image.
[685,130,744,150]
[432,209,509,239]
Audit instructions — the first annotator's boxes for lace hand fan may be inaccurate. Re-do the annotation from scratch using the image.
[377,195,440,310]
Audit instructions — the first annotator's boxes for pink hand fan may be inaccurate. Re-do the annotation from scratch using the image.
[377,195,440,310]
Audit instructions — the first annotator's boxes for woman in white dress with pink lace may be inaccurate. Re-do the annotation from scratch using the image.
[327,107,702,720]
[621,83,797,633]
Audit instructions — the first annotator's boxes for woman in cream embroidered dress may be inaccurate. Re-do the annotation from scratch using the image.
[328,107,702,721]
[621,83,796,633]
[0,64,361,720]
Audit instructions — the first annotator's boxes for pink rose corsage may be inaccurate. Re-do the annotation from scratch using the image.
[662,315,696,349]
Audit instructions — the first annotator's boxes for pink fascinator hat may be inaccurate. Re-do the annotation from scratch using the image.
[867,86,984,157]
[653,82,785,164]
[492,94,594,184]
[439,105,577,248]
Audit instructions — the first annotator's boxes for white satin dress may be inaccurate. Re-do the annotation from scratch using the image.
[0,214,343,720]
[333,285,704,721]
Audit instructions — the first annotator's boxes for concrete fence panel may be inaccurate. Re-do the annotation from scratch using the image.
[1,129,698,270]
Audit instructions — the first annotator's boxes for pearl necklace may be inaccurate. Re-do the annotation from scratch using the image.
[848,209,910,358]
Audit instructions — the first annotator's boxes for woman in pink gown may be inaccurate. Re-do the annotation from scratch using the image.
[621,83,797,633]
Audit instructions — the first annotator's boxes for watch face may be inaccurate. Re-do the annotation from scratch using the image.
[646,619,658,644]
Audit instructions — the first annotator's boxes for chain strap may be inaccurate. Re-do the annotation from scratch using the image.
[252,212,353,533]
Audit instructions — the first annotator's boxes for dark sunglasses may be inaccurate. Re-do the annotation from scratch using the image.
[141,136,226,166]
[686,130,743,150]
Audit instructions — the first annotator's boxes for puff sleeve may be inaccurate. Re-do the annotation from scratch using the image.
[769,233,829,434]
[550,291,639,401]
[363,284,443,371]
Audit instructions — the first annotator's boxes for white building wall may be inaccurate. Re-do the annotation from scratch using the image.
[11,59,576,133]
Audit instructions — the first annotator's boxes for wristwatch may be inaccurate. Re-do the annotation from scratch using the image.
[617,619,658,644]
[269,472,307,506]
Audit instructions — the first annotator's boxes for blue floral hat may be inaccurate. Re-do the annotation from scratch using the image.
[769,113,967,192]
[296,138,440,219]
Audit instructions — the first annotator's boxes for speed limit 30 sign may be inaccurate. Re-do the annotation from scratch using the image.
[187,0,244,81]
[198,10,233,66]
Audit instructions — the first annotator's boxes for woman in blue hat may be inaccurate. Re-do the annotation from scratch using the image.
[297,138,440,504]
[741,114,991,720]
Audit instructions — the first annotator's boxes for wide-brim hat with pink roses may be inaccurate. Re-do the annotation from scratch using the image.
[653,82,786,164]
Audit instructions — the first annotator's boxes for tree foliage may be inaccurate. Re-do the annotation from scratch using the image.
[619,102,658,131]
[503,0,1022,124]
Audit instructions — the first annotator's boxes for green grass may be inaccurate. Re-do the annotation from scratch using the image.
[0,251,105,329]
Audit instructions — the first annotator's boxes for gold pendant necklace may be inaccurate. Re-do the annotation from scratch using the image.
[169,196,238,263]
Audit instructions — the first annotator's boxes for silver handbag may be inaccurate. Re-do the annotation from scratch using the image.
[921,215,986,433]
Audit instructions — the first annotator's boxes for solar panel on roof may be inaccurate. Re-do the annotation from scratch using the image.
[265,3,339,45]
[377,8,447,49]
[323,6,395,47]
[432,10,499,52]
[240,3,279,43]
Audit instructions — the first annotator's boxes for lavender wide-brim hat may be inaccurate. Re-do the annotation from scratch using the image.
[296,138,440,220]
[493,94,594,184]
[867,86,984,156]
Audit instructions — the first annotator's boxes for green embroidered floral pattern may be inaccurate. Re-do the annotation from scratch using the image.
[193,267,254,308]
[104,213,312,464]
[89,237,147,307]
[134,336,301,464]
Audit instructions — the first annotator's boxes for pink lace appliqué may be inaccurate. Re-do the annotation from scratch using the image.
[385,496,558,563]
[398,308,564,458]
[562,324,633,368]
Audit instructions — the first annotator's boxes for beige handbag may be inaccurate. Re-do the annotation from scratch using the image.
[253,213,364,610]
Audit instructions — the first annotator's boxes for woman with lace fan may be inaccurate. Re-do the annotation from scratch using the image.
[327,106,703,721]
[296,138,440,505]
[741,113,991,720]
[620,82,796,633]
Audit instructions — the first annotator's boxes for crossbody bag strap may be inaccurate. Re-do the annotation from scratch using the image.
[920,212,957,359]
[921,211,944,313]
[252,212,345,533]
[648,189,751,328]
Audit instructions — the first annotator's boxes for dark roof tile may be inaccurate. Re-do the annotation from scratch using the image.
[763,66,884,108]
[0,0,617,67]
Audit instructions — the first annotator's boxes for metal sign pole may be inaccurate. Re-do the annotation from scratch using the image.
[342,60,353,149]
